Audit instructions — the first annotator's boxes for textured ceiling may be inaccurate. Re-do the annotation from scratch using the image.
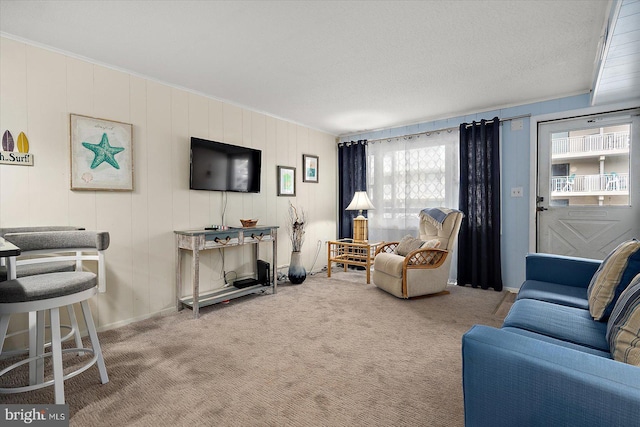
[0,1,611,136]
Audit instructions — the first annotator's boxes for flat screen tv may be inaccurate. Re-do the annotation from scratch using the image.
[190,137,261,193]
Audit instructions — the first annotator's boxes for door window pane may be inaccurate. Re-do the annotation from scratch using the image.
[550,124,630,206]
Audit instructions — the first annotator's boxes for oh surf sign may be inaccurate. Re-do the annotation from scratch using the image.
[1,130,33,166]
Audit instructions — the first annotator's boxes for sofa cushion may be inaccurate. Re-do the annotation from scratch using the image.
[517,280,588,309]
[394,235,424,256]
[462,325,640,427]
[502,326,612,358]
[606,273,640,366]
[588,239,640,321]
[525,253,601,287]
[503,299,609,352]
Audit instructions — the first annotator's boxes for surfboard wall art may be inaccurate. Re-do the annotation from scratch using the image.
[1,130,34,166]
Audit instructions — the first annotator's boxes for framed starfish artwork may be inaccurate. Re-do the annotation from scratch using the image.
[70,114,133,191]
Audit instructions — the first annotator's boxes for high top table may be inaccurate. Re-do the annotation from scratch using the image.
[174,226,278,318]
[0,236,21,280]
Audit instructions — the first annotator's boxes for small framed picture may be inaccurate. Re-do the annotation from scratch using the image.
[303,154,319,183]
[277,166,296,196]
[70,114,133,191]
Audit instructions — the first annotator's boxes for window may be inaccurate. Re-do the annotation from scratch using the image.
[366,130,459,242]
[550,124,630,206]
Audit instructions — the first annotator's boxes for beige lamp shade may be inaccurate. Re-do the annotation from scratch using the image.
[346,191,375,241]
[345,191,375,218]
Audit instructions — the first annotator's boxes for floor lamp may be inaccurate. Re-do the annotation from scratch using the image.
[346,191,375,241]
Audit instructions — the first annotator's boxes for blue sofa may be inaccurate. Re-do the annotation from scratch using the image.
[462,253,640,427]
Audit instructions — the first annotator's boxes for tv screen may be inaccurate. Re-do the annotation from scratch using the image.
[190,137,261,193]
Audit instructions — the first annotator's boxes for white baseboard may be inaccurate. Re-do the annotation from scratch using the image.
[97,306,176,333]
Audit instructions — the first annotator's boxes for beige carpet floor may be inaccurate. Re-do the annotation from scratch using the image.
[0,270,507,427]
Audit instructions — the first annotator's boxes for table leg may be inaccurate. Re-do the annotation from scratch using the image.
[343,248,348,272]
[366,252,371,284]
[175,236,183,312]
[192,246,200,319]
[327,242,332,278]
[7,256,17,280]
[272,232,278,294]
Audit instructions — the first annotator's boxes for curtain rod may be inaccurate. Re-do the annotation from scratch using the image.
[463,113,531,128]
[345,113,531,145]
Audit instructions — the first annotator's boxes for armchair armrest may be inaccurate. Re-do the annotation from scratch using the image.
[404,248,447,269]
[376,242,399,256]
[462,325,640,427]
[525,253,600,288]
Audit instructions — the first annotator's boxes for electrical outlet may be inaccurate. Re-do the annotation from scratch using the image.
[511,187,523,198]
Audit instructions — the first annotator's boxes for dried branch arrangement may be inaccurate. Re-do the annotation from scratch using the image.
[287,202,306,252]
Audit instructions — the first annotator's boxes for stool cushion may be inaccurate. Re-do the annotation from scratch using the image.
[0,272,97,303]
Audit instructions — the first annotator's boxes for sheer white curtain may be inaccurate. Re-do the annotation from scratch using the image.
[366,129,459,242]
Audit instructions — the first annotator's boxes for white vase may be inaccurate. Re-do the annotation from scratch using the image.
[288,251,306,284]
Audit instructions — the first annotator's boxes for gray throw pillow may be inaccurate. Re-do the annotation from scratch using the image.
[395,235,424,257]
[606,273,640,366]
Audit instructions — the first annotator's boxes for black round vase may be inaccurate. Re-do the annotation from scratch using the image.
[288,251,307,284]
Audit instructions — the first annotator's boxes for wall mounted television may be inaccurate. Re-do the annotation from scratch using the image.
[190,137,261,193]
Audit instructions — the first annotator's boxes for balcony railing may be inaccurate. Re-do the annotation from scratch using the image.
[552,131,629,156]
[552,173,629,194]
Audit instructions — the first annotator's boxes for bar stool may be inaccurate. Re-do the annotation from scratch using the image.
[0,229,108,363]
[0,271,109,404]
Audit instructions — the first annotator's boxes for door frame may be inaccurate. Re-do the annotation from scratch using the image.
[529,100,640,254]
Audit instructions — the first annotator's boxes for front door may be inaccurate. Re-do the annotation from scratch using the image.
[537,109,640,259]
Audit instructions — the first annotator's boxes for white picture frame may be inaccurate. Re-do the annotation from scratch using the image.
[70,114,133,191]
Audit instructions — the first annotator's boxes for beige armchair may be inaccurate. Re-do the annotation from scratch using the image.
[372,209,463,298]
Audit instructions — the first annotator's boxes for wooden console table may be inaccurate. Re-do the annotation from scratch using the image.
[327,239,383,284]
[175,226,278,318]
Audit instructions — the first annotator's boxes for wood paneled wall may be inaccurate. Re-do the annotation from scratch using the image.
[0,37,337,330]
